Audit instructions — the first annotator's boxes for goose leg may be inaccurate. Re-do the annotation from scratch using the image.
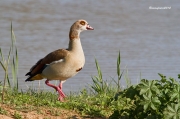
[57,81,66,100]
[59,81,63,89]
[45,79,65,101]
[58,81,66,97]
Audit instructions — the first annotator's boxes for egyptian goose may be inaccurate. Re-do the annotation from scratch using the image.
[25,19,94,101]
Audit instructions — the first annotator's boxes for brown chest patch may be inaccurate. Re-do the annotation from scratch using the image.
[76,67,82,72]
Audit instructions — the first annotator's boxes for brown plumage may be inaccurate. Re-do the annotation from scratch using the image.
[25,49,69,81]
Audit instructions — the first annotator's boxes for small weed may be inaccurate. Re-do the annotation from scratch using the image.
[37,109,43,115]
[52,109,60,116]
[44,118,51,119]
[0,107,7,115]
[90,59,113,94]
[13,111,22,119]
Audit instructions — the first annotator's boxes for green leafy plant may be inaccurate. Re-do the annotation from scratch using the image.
[110,73,180,119]
[163,103,180,119]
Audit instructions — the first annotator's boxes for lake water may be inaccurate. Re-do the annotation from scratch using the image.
[0,0,180,93]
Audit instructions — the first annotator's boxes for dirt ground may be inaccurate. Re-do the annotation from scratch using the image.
[0,114,12,119]
[0,104,102,119]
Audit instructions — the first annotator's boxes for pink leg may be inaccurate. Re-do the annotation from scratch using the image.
[45,79,66,101]
[59,81,63,89]
[58,81,66,101]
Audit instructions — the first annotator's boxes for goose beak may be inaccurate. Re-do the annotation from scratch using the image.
[86,24,94,30]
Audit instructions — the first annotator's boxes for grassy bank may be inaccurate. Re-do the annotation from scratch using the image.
[1,24,180,119]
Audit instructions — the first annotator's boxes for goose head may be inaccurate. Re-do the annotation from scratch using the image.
[69,19,94,40]
[71,19,94,32]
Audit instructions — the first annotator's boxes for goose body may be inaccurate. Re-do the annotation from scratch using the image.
[25,19,94,101]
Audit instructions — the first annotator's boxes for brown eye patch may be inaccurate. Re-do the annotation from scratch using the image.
[80,21,85,25]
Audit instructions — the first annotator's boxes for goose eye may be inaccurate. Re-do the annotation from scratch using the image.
[80,21,85,25]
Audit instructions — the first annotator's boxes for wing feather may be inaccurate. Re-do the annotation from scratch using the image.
[25,49,69,81]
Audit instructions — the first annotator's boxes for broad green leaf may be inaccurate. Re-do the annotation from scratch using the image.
[164,88,169,94]
[150,103,157,110]
[143,103,149,111]
[152,97,161,105]
[174,103,179,112]
[143,94,150,100]
[167,104,176,113]
[147,91,152,98]
[139,87,149,95]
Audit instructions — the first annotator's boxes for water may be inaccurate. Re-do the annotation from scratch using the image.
[0,0,180,93]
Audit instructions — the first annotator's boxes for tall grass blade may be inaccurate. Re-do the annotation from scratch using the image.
[0,48,5,62]
[7,47,11,66]
[16,77,19,90]
[11,21,16,50]
[6,47,12,87]
[11,22,14,51]
[117,51,123,91]
[124,69,131,88]
[112,70,124,91]
[12,25,16,43]
[0,48,6,71]
[10,22,18,89]
[0,61,6,71]
[7,75,11,87]
[13,26,18,89]
[2,69,8,103]
[12,57,16,88]
[15,48,18,74]
[117,51,121,76]
[95,59,102,81]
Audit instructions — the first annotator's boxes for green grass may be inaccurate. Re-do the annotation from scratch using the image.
[1,23,180,119]
[0,54,123,117]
